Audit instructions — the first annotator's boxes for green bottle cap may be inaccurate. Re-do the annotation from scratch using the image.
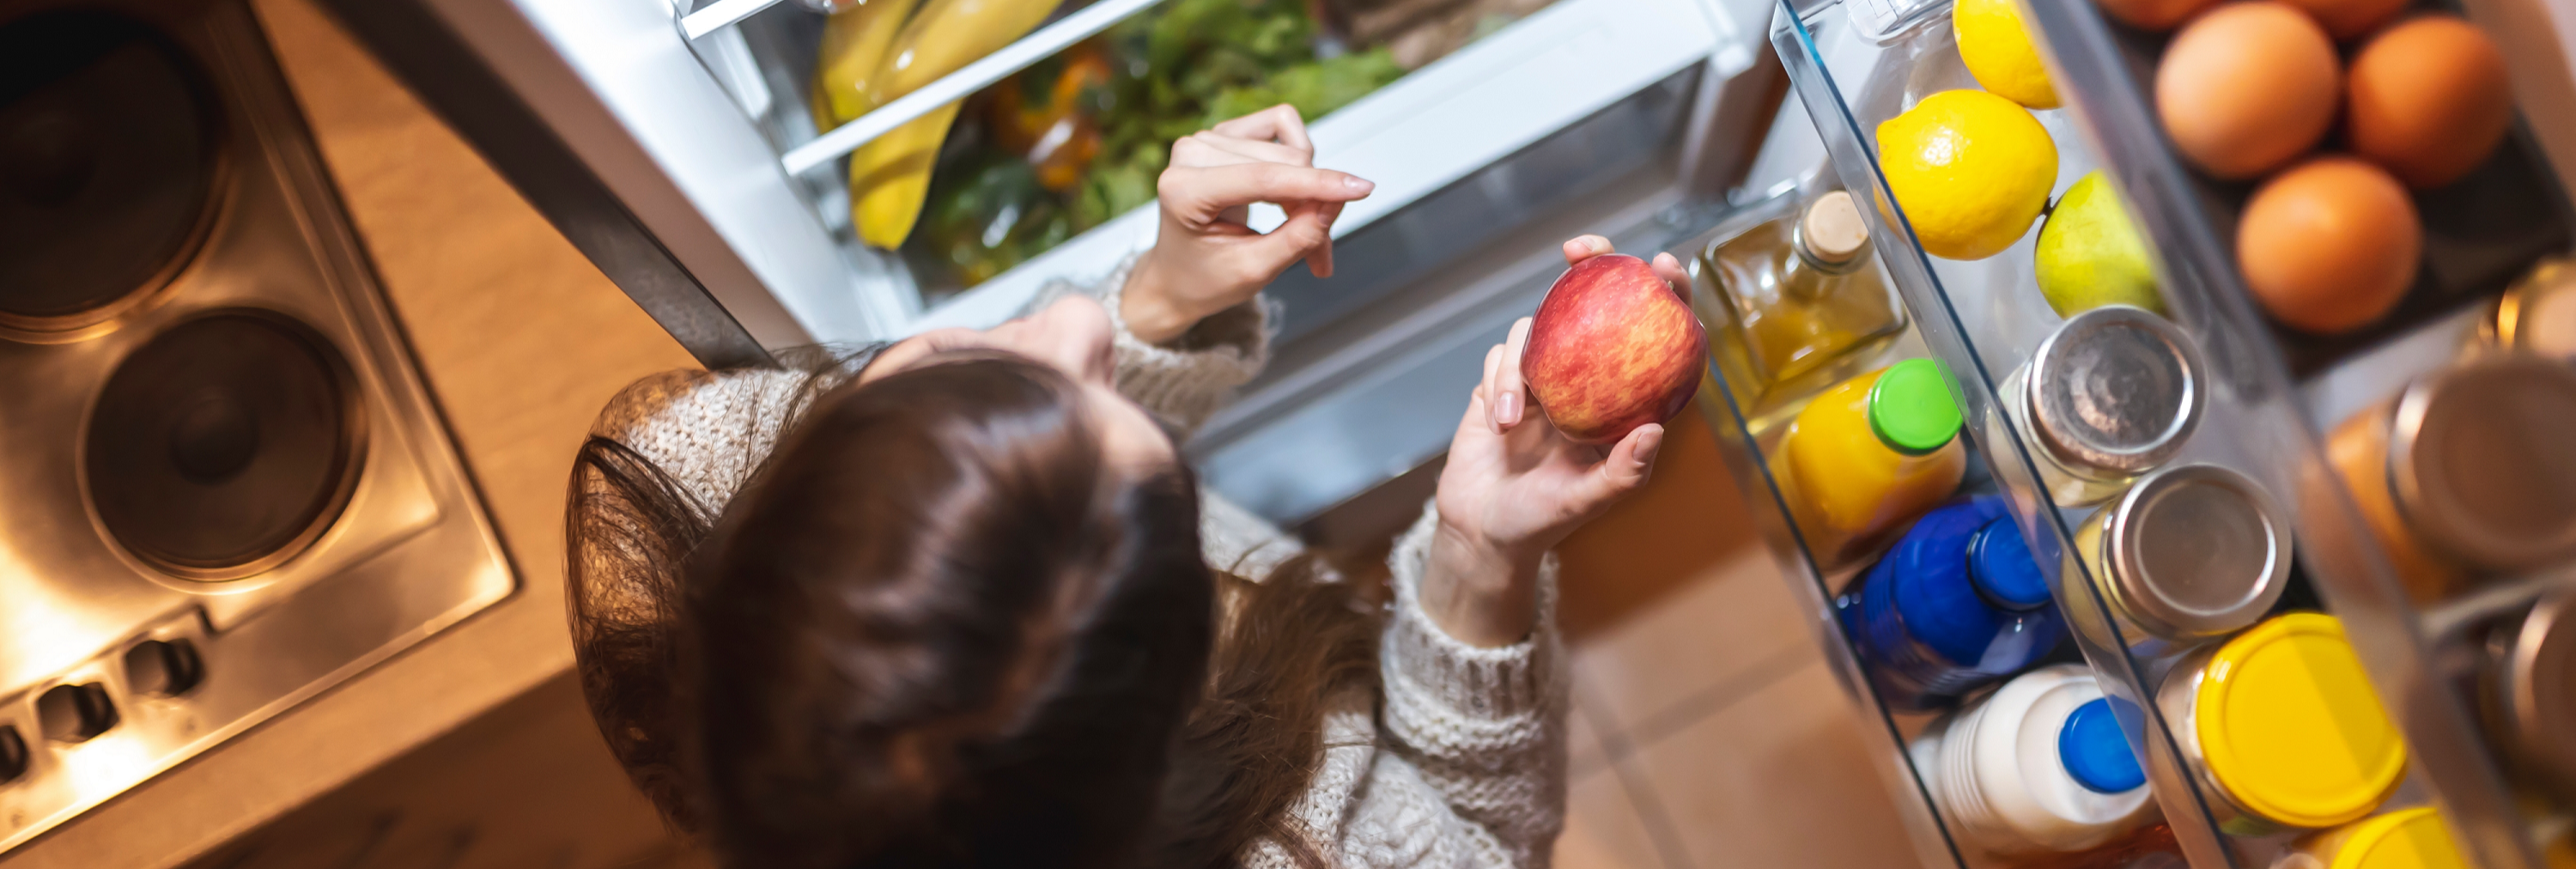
[1868,358,1964,456]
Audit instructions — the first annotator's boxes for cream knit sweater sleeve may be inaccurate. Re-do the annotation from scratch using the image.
[1030,253,1273,431]
[1239,503,1568,869]
[1378,506,1570,867]
[592,256,1270,508]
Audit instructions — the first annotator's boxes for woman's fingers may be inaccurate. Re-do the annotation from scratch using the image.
[1652,252,1691,298]
[1479,343,1504,405]
[1455,343,1507,438]
[1582,422,1664,505]
[1236,202,1335,286]
[1187,131,1313,167]
[1491,317,1532,430]
[1560,234,1614,265]
[1209,103,1314,155]
[1169,135,1260,169]
[1160,163,1373,226]
[1296,200,1346,277]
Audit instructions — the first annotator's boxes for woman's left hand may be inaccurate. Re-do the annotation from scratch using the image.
[1420,235,1680,647]
[1122,105,1375,345]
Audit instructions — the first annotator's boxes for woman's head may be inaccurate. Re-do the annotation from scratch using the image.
[562,295,1176,835]
[568,295,1379,869]
[683,352,1214,869]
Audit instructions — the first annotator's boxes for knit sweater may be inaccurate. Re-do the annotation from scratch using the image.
[586,258,1566,868]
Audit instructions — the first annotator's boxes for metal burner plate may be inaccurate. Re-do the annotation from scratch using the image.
[0,0,513,851]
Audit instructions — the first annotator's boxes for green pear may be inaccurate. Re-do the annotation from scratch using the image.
[2036,171,2166,318]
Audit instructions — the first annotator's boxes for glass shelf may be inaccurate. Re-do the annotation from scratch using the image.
[1692,0,2576,864]
[1682,173,2193,867]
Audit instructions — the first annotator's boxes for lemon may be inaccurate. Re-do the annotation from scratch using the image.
[1876,90,2058,261]
[1954,0,2060,109]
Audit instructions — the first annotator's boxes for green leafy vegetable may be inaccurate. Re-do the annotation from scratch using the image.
[906,0,1406,289]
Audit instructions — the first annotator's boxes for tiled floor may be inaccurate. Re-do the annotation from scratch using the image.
[1551,404,1927,869]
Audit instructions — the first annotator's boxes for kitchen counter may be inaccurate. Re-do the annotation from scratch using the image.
[0,0,698,866]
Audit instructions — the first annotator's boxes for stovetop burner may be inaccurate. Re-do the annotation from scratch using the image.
[85,311,363,580]
[0,9,221,339]
[0,0,512,854]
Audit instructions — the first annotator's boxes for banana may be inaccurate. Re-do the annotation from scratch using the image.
[848,0,1062,249]
[852,101,963,249]
[810,0,920,129]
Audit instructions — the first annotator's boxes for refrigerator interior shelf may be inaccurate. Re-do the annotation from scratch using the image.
[669,0,1739,349]
[772,0,1170,175]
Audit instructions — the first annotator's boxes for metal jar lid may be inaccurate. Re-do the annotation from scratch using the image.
[2387,356,2576,572]
[2023,306,2207,475]
[2191,613,2406,830]
[2488,255,2576,361]
[2099,464,2291,639]
[2497,592,2576,799]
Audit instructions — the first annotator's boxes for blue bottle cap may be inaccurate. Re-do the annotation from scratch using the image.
[2059,697,2148,793]
[1967,517,2050,611]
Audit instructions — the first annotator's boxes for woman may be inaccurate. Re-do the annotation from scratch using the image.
[567,105,1686,867]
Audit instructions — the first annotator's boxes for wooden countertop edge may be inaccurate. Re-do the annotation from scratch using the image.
[0,591,572,869]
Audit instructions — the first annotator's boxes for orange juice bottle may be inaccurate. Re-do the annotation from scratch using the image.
[1774,358,1968,567]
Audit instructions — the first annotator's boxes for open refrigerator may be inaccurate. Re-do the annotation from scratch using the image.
[307,0,2576,862]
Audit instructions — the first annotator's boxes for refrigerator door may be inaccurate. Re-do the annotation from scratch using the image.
[313,0,1769,366]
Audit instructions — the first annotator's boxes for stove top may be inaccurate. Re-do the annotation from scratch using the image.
[0,0,513,851]
[0,8,220,340]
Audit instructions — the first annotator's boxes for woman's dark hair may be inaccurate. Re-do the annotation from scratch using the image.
[565,351,1379,868]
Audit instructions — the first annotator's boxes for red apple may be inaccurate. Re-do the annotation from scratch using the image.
[1524,253,1707,445]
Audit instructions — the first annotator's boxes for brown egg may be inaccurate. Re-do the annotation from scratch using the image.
[2239,157,2421,334]
[2157,3,2342,179]
[2277,0,2409,38]
[2099,0,2223,30]
[2348,15,2515,188]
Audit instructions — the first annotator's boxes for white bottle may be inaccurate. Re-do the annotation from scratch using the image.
[1910,664,2159,854]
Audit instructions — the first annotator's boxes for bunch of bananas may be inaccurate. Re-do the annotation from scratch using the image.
[812,0,1062,249]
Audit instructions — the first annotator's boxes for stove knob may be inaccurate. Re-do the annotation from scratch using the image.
[0,726,25,783]
[36,684,116,743]
[124,640,202,696]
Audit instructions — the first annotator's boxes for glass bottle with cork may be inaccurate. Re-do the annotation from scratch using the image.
[1699,187,1907,429]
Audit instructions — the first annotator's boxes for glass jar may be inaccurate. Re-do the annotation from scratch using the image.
[2484,254,2576,362]
[2000,306,2205,507]
[1838,496,2063,710]
[2155,613,2407,835]
[2476,592,2576,804]
[2275,807,2470,869]
[2326,356,2576,601]
[1911,664,2157,854]
[2068,464,2290,655]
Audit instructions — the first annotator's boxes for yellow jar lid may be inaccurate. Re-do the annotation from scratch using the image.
[2197,612,2408,828]
[2321,808,2469,869]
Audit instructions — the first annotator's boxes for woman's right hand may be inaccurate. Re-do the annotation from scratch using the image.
[1121,105,1376,344]
[1418,236,1679,647]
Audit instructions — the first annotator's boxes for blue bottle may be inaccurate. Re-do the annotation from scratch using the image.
[1837,497,2065,711]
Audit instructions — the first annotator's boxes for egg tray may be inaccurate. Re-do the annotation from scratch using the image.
[2061,0,2576,378]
